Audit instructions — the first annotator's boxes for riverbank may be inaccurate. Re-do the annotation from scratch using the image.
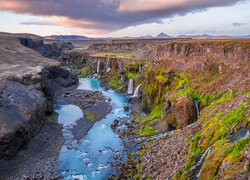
[0,79,113,180]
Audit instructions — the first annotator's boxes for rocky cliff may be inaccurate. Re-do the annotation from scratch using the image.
[0,33,78,159]
[19,37,74,59]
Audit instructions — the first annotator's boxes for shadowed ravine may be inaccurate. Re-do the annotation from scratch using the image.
[55,78,130,179]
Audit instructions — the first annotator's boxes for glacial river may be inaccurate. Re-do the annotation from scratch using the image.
[54,78,130,180]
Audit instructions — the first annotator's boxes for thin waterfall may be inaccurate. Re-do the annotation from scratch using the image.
[120,74,124,85]
[195,146,214,178]
[139,64,142,73]
[106,58,111,73]
[127,79,134,94]
[194,99,200,119]
[132,83,142,97]
[183,146,214,178]
[97,60,100,73]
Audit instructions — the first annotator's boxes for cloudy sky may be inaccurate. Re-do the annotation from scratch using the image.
[0,0,249,37]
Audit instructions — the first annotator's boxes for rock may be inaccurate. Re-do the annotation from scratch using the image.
[108,97,112,102]
[113,156,118,160]
[123,106,129,111]
[171,95,197,129]
[111,119,119,129]
[67,144,73,149]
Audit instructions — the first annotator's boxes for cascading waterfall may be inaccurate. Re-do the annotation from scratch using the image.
[127,79,134,95]
[106,58,111,73]
[194,99,200,119]
[132,83,142,97]
[97,60,100,73]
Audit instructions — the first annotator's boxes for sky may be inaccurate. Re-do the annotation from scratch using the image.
[0,0,249,37]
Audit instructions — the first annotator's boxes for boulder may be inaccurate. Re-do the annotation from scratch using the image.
[170,95,197,129]
[111,119,119,129]
[123,106,129,111]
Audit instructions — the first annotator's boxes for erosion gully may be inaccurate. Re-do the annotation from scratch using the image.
[54,77,131,180]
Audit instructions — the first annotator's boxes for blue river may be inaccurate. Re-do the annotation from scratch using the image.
[54,78,130,180]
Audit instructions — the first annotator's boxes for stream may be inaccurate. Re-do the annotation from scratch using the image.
[54,78,130,180]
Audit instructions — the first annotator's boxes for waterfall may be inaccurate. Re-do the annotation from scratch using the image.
[97,60,100,73]
[183,146,214,178]
[106,58,111,73]
[194,99,200,119]
[195,146,214,178]
[127,79,134,95]
[139,64,142,73]
[120,74,124,85]
[132,83,142,97]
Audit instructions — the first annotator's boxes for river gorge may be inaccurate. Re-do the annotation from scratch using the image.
[0,33,250,180]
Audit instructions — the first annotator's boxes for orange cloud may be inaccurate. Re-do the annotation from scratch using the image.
[0,1,28,11]
[118,0,193,12]
[52,17,109,35]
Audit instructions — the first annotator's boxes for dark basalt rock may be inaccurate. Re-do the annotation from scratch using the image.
[111,119,119,129]
[0,66,78,159]
[19,37,74,59]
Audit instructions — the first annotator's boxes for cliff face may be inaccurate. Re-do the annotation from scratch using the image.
[89,39,250,64]
[0,33,78,159]
[19,37,74,59]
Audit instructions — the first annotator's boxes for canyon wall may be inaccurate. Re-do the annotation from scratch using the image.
[0,34,78,159]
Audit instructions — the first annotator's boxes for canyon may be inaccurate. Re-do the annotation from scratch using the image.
[0,32,249,179]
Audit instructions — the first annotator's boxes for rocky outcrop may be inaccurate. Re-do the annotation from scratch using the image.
[0,66,78,159]
[19,37,74,59]
[170,95,197,129]
[0,33,78,159]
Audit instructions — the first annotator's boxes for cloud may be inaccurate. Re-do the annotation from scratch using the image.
[0,0,244,34]
[20,20,56,26]
[232,22,245,26]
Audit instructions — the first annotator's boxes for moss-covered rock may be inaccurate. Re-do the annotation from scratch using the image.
[170,95,197,129]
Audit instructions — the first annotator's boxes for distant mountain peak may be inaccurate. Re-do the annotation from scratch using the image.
[157,32,171,38]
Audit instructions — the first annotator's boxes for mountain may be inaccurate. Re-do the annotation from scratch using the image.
[46,35,101,41]
[177,34,250,39]
[156,32,172,38]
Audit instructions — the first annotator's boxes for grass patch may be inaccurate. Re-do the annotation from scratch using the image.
[83,109,96,121]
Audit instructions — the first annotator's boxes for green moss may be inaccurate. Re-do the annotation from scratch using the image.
[155,74,168,84]
[174,72,192,90]
[83,109,96,121]
[78,66,91,78]
[185,136,192,141]
[109,73,121,88]
[199,137,249,179]
[138,105,163,136]
[189,131,202,156]
[201,105,247,150]
[179,102,249,178]
[224,137,250,162]
[242,90,250,94]
[44,116,52,122]
[68,65,77,69]
[139,124,157,136]
[127,71,140,80]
